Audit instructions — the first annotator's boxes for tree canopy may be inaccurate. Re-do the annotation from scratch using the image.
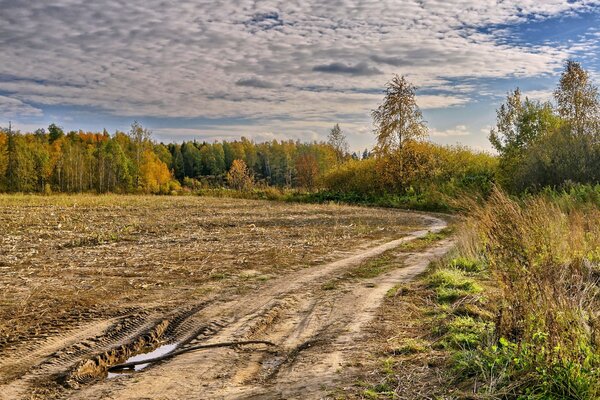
[372,75,428,153]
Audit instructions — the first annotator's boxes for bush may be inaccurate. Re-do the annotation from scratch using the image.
[320,143,496,212]
[443,316,492,349]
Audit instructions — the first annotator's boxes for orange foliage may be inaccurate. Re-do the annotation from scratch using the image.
[295,153,319,190]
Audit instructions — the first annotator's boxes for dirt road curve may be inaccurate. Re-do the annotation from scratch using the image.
[0,214,453,400]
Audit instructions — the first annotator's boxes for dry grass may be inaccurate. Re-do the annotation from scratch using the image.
[0,194,424,351]
[457,189,600,398]
[476,189,600,356]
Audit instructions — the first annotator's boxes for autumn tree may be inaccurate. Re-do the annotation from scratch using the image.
[555,60,600,137]
[327,123,349,163]
[139,149,173,193]
[226,159,253,191]
[295,152,319,191]
[128,121,152,188]
[372,75,428,153]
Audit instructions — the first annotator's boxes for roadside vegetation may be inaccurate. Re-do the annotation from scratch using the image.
[352,61,600,399]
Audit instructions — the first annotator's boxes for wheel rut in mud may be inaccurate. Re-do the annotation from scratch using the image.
[0,213,453,400]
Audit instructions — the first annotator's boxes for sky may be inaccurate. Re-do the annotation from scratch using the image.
[1,1,599,153]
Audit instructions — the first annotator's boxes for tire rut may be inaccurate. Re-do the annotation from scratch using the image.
[1,213,449,400]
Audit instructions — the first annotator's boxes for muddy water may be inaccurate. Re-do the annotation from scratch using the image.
[107,343,178,378]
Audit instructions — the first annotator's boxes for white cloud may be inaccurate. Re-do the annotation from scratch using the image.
[0,95,43,118]
[430,124,471,137]
[418,95,470,109]
[0,0,597,133]
[522,89,555,102]
[480,125,493,134]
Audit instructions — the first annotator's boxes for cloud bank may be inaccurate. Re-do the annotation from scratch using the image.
[0,0,598,144]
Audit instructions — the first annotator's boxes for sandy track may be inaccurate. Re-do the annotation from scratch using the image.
[0,213,452,400]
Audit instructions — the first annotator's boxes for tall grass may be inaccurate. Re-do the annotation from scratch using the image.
[453,188,600,398]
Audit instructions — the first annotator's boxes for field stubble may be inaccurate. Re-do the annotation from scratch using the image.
[0,194,424,356]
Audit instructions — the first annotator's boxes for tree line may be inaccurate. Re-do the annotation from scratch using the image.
[0,119,367,194]
[1,60,597,202]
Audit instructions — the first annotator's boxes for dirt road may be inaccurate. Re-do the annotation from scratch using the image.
[0,211,453,399]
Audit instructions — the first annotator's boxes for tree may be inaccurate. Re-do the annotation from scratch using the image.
[6,127,18,191]
[153,143,173,168]
[48,123,64,143]
[199,145,216,175]
[489,89,559,155]
[128,121,151,188]
[171,145,185,181]
[139,149,173,193]
[554,60,599,137]
[0,130,7,190]
[327,124,348,163]
[103,139,132,192]
[6,131,36,192]
[489,88,561,191]
[181,141,202,178]
[372,75,428,152]
[226,159,253,191]
[211,143,226,175]
[295,152,319,190]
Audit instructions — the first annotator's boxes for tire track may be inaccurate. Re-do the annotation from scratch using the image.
[67,213,449,400]
[1,213,449,400]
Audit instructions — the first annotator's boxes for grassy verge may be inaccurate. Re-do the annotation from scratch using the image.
[352,188,599,399]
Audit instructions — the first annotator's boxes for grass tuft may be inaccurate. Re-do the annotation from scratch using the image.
[426,269,482,303]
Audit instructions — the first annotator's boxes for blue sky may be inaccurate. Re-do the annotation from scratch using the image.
[1,1,599,152]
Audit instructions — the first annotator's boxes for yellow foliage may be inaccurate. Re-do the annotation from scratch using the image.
[376,140,438,192]
[322,158,379,195]
[0,132,7,180]
[226,159,253,191]
[323,140,497,198]
[139,149,173,193]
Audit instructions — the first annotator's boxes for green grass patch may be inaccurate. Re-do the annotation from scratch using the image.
[426,269,482,303]
[321,280,338,290]
[448,257,486,273]
[441,316,492,350]
[391,338,428,355]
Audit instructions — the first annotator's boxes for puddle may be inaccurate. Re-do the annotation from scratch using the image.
[107,343,178,378]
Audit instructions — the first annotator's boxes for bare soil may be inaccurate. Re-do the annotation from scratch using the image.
[0,195,452,399]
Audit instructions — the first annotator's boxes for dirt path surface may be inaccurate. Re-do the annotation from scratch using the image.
[0,198,453,400]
